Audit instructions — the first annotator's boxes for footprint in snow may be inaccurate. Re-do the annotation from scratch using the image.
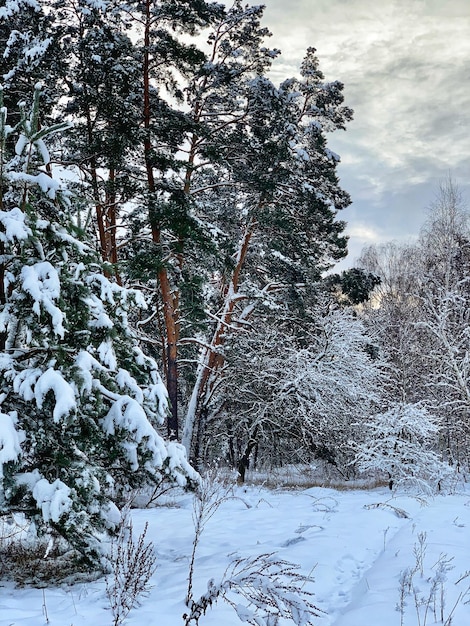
[332,554,365,603]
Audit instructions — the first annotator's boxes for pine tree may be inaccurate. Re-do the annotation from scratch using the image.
[0,87,196,566]
[129,0,225,440]
[56,0,144,271]
[51,0,224,439]
[0,0,62,122]
[181,46,353,458]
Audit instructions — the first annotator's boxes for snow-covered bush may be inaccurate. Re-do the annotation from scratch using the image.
[209,302,384,475]
[184,552,322,626]
[352,403,455,494]
[0,86,196,566]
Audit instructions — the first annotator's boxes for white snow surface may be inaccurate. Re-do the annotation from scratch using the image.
[33,367,76,422]
[0,0,40,19]
[1,481,470,625]
[8,171,61,199]
[10,365,78,424]
[0,207,32,242]
[102,396,169,472]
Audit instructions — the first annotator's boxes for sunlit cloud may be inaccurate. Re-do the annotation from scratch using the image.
[347,224,384,245]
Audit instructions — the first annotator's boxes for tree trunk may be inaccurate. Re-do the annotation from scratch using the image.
[182,220,255,457]
[237,426,259,485]
[142,0,179,439]
[0,237,5,352]
[82,75,121,283]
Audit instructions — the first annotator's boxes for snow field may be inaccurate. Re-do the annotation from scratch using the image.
[1,485,470,626]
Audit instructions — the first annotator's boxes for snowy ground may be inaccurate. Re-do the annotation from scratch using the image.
[2,481,470,626]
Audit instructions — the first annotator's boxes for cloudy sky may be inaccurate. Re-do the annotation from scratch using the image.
[255,0,470,268]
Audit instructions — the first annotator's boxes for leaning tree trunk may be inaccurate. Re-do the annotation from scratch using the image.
[182,219,255,458]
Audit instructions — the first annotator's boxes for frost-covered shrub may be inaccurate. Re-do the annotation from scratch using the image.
[210,303,384,474]
[184,469,322,626]
[106,516,157,626]
[0,86,197,566]
[352,403,455,494]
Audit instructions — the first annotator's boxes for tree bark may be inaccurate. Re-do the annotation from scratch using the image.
[237,426,259,485]
[0,237,6,352]
[182,219,255,457]
[143,0,179,439]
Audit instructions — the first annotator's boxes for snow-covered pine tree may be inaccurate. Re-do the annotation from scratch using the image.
[128,0,226,440]
[57,0,144,271]
[0,0,62,123]
[0,86,196,566]
[181,46,353,459]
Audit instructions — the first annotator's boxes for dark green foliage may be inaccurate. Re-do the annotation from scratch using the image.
[326,268,381,305]
[0,0,63,122]
[0,88,195,566]
[0,0,357,476]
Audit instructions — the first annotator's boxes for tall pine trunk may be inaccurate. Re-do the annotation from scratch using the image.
[143,0,179,439]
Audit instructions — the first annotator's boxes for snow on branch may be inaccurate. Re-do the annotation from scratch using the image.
[21,261,65,337]
[102,395,169,470]
[0,0,41,20]
[32,477,72,524]
[0,411,24,480]
[352,403,456,494]
[8,171,61,199]
[34,368,77,422]
[0,208,32,242]
[184,552,323,626]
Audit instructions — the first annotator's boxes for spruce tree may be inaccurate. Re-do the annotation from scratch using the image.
[0,87,195,566]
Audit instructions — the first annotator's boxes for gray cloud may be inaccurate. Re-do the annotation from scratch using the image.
[257,0,470,266]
